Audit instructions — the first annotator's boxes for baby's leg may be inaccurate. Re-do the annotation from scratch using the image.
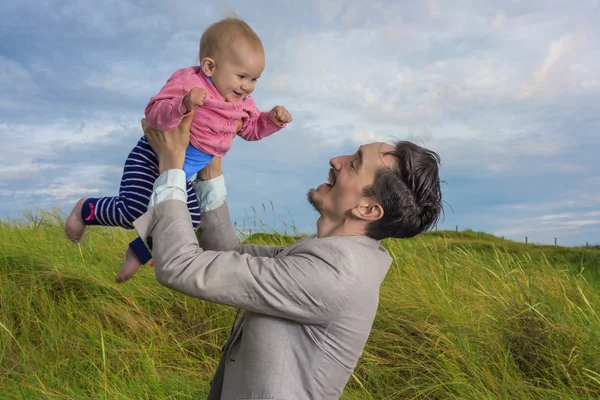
[115,179,202,283]
[65,136,159,243]
[187,178,202,229]
[115,245,143,283]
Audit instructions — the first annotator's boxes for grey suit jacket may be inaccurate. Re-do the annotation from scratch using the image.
[133,200,392,400]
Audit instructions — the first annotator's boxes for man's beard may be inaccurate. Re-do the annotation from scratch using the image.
[307,189,322,212]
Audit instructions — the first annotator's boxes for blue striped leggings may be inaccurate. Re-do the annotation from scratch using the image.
[81,136,201,264]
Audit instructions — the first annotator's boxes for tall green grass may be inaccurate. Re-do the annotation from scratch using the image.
[1,210,599,399]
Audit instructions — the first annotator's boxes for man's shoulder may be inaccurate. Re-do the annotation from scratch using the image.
[291,234,387,250]
[289,235,392,265]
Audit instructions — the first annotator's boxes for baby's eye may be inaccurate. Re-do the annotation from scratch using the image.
[237,74,245,79]
[252,78,258,83]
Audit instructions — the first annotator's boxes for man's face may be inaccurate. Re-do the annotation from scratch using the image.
[308,142,396,222]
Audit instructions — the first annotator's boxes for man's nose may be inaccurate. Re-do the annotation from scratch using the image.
[330,156,342,169]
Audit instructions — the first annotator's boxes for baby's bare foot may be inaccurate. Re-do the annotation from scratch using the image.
[65,198,87,243]
[115,247,142,283]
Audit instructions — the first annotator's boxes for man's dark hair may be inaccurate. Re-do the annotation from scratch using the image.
[363,141,443,240]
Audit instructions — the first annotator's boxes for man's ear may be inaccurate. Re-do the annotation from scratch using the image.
[351,200,384,222]
[200,57,216,76]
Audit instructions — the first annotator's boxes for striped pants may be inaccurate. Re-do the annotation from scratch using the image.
[81,136,201,264]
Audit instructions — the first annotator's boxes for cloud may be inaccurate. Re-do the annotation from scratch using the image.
[519,32,588,98]
[0,57,36,92]
[0,0,599,247]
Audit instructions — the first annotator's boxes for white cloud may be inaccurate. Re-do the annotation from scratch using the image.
[0,0,598,246]
[267,2,597,165]
[0,117,139,158]
[0,162,114,217]
[535,34,576,82]
[84,64,162,100]
[541,163,586,173]
[313,0,348,22]
[489,192,600,244]
[492,12,507,29]
[425,0,442,18]
[519,32,588,99]
[351,131,388,145]
[0,57,37,94]
[540,213,575,221]
[0,117,142,209]
[502,200,582,213]
[0,164,60,182]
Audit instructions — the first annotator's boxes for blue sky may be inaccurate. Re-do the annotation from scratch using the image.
[1,0,599,246]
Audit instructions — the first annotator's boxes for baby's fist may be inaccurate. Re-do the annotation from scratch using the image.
[269,106,292,126]
[182,88,207,113]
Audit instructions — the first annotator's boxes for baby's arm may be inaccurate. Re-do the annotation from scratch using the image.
[237,100,292,141]
[145,68,206,131]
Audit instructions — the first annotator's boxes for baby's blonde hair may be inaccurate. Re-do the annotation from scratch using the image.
[198,12,264,62]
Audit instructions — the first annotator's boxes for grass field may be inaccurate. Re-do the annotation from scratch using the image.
[1,210,600,399]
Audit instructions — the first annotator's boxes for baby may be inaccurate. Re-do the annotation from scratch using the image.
[65,16,292,282]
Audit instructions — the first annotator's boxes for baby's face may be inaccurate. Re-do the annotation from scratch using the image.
[211,43,265,103]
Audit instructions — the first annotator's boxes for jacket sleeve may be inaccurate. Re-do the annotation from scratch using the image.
[133,200,357,325]
[195,201,286,258]
[144,68,199,131]
[236,97,286,141]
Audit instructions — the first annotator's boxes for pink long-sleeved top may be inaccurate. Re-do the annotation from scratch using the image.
[145,66,284,157]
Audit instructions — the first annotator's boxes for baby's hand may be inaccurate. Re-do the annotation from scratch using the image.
[269,106,292,126]
[182,88,207,113]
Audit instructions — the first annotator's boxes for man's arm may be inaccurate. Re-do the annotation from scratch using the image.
[133,199,357,325]
[192,174,286,257]
[146,165,287,258]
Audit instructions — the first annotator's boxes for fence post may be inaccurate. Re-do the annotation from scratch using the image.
[525,236,528,244]
[456,225,458,232]
[555,238,557,246]
[587,242,589,248]
[501,236,504,244]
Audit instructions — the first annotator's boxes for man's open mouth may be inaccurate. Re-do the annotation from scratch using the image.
[326,169,336,188]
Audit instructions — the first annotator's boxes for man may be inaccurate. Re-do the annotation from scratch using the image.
[132,110,443,399]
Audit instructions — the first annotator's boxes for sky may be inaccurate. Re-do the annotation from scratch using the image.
[0,0,598,246]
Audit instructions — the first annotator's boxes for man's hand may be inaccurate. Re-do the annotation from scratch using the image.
[181,87,207,114]
[269,106,292,126]
[142,111,194,174]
